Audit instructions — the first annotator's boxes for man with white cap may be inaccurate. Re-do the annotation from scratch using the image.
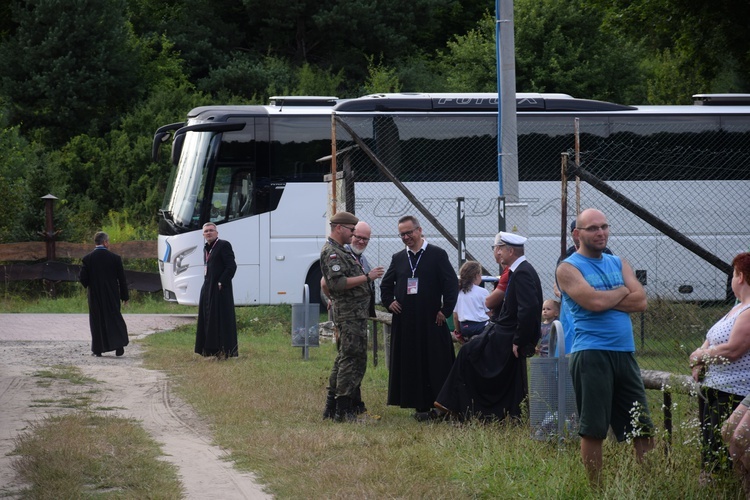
[434,231,543,421]
[485,232,512,318]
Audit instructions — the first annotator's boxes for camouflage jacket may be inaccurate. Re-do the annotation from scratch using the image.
[320,238,370,321]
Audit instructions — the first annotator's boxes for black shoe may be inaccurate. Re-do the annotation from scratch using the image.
[115,347,124,357]
[323,391,336,420]
[353,400,367,415]
[334,396,356,423]
[413,409,441,422]
[92,352,102,357]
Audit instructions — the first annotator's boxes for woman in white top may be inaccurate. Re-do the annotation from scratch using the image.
[690,252,750,480]
[452,261,490,343]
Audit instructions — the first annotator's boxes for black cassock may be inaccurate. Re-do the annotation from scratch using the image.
[435,259,542,421]
[380,244,458,411]
[195,238,238,357]
[80,247,129,355]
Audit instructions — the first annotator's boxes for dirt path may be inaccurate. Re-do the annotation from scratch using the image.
[0,314,272,499]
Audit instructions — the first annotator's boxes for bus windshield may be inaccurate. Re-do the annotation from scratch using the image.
[162,130,215,230]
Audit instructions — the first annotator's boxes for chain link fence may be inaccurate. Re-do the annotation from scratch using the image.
[331,108,750,376]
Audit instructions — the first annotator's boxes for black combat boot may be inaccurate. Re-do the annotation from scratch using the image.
[353,400,366,415]
[352,386,366,414]
[334,396,355,423]
[322,390,336,420]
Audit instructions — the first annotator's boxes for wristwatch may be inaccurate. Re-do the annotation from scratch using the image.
[365,274,372,283]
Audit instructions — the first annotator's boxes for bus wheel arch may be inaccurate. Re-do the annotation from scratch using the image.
[304,264,326,313]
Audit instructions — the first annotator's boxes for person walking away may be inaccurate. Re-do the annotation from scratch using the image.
[195,222,238,359]
[380,215,458,421]
[79,231,129,357]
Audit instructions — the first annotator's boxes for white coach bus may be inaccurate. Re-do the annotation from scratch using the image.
[152,93,750,306]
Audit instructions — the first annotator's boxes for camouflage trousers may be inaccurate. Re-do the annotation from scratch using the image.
[327,318,368,399]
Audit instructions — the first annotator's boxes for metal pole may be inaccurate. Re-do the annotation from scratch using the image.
[497,196,506,275]
[302,284,310,360]
[331,114,338,215]
[560,153,569,260]
[457,197,466,268]
[372,321,378,367]
[496,0,519,203]
[574,118,581,217]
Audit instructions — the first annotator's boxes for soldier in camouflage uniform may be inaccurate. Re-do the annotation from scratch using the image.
[320,211,384,422]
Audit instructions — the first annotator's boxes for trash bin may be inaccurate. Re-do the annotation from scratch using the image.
[291,285,319,360]
[529,320,579,442]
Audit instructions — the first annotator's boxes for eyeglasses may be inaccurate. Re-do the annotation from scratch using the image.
[577,224,610,233]
[352,235,370,242]
[340,225,356,232]
[398,227,420,238]
[491,244,506,250]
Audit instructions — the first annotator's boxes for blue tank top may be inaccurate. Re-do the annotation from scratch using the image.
[562,253,635,353]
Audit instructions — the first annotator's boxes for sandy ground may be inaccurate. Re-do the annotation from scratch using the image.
[0,314,272,499]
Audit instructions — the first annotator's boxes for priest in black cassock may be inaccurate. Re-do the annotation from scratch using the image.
[80,231,129,357]
[380,215,458,421]
[195,222,238,358]
[434,231,542,422]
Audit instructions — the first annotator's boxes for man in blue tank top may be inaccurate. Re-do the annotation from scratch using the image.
[556,208,654,487]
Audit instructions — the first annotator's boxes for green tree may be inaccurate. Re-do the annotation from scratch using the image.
[0,0,146,147]
[362,55,402,94]
[438,13,497,92]
[583,0,750,99]
[437,4,647,103]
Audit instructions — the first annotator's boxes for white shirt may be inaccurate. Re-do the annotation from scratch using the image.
[454,284,490,323]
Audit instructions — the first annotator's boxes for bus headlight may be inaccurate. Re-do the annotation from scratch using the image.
[174,246,197,276]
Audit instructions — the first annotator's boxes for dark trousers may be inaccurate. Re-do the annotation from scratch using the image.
[700,387,742,471]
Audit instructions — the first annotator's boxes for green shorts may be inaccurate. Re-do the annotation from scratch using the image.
[569,350,654,441]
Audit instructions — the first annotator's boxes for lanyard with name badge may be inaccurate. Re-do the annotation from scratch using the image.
[407,248,423,295]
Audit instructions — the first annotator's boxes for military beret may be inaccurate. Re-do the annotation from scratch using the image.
[494,231,527,247]
[329,211,359,225]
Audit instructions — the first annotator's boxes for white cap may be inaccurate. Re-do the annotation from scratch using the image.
[494,231,527,247]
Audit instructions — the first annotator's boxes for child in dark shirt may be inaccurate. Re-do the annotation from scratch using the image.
[536,299,560,357]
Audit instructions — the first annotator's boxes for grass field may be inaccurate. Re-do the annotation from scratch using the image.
[3,291,744,498]
[138,305,742,498]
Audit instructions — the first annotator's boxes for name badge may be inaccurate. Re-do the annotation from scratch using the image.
[407,277,419,295]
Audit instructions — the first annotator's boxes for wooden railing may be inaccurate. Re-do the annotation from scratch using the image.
[0,241,157,261]
[0,241,160,293]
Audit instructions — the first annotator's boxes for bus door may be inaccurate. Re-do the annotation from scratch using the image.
[206,165,262,305]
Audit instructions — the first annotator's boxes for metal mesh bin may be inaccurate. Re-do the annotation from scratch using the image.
[529,320,579,441]
[291,285,319,359]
